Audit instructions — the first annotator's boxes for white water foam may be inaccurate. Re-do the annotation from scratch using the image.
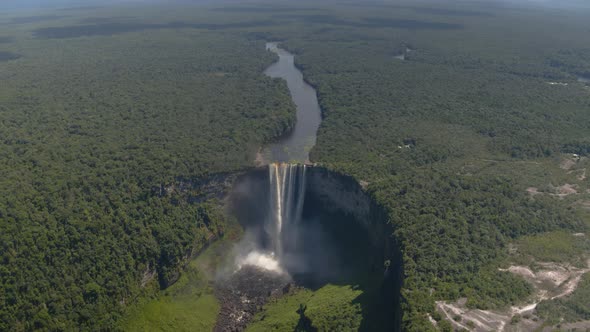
[237,163,306,275]
[237,250,284,274]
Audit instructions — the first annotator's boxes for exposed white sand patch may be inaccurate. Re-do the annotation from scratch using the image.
[560,158,577,170]
[500,265,535,278]
[537,268,569,286]
[512,302,537,315]
[528,183,582,198]
[526,187,541,195]
[509,262,589,291]
[427,313,437,326]
[573,233,585,237]
[436,301,507,331]
[439,261,590,331]
[359,180,369,190]
[436,302,473,331]
[254,149,266,166]
[549,260,590,300]
[550,183,578,198]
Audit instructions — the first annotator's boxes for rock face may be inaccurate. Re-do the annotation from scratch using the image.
[222,165,404,331]
[305,166,404,331]
[214,266,292,332]
[307,167,372,226]
[305,166,392,255]
[306,167,372,222]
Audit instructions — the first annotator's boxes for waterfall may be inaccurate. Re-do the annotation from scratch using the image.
[268,163,306,259]
[235,163,307,274]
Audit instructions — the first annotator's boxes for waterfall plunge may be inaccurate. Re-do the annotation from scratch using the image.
[268,163,307,259]
[237,163,306,274]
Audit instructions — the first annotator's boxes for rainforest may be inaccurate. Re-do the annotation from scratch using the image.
[1,0,590,331]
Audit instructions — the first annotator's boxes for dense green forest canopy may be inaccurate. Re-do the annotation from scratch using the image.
[255,2,590,329]
[0,8,295,329]
[1,0,590,330]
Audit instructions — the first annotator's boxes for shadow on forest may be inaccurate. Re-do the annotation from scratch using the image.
[57,6,104,12]
[0,52,21,62]
[33,21,279,39]
[214,2,491,18]
[274,14,464,30]
[32,9,463,40]
[410,7,493,17]
[340,2,494,16]
[78,16,137,24]
[210,6,321,13]
[10,15,68,24]
[295,304,318,332]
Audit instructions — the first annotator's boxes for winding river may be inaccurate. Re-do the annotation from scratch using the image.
[262,42,322,164]
[216,42,401,331]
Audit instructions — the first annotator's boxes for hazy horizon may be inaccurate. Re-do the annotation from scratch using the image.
[2,0,590,10]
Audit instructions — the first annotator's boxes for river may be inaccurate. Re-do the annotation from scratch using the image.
[261,42,322,164]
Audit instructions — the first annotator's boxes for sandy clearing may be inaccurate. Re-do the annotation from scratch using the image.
[501,265,535,278]
[254,149,265,166]
[526,187,541,195]
[426,314,437,327]
[436,301,507,331]
[439,260,590,331]
[560,158,577,170]
[527,184,579,198]
[537,269,570,287]
[551,183,578,198]
[578,168,586,181]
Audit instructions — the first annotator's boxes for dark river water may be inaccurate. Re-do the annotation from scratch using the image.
[262,42,321,164]
[579,75,590,84]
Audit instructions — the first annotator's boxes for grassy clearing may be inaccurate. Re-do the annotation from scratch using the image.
[511,231,590,268]
[247,284,364,332]
[120,293,219,331]
[119,234,239,331]
[118,252,219,331]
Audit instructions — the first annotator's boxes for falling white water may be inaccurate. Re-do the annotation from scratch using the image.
[268,163,306,259]
[237,163,306,274]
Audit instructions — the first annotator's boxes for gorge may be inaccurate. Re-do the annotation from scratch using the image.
[5,3,590,331]
[210,43,402,331]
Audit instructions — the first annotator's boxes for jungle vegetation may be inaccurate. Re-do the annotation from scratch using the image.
[240,1,590,329]
[536,273,590,324]
[0,9,294,330]
[1,0,590,330]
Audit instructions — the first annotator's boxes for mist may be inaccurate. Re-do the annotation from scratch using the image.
[0,0,240,10]
[226,165,342,284]
[4,0,590,12]
[490,0,590,9]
